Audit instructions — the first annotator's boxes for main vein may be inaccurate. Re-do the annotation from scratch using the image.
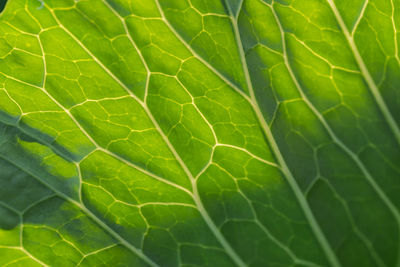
[267,0,400,264]
[326,0,400,146]
[224,0,341,266]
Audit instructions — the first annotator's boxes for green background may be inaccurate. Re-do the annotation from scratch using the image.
[0,0,399,266]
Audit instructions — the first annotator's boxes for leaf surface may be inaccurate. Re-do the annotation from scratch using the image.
[0,0,399,266]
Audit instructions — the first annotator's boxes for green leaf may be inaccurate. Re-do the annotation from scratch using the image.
[0,0,399,266]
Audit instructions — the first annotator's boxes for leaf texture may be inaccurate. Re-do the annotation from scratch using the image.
[0,0,399,266]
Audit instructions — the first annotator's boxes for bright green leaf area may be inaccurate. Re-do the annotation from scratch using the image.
[0,0,399,266]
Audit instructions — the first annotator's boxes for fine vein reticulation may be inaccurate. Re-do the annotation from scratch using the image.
[0,0,399,266]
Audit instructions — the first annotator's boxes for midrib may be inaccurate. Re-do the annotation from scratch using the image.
[267,1,400,265]
[225,0,341,266]
[325,2,400,266]
[326,0,400,146]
